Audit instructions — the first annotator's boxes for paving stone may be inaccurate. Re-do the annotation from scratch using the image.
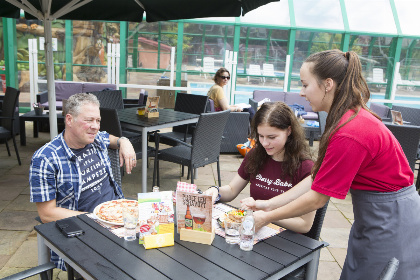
[0,255,11,269]
[0,201,10,212]
[0,211,39,231]
[328,247,348,268]
[0,187,26,201]
[0,267,39,280]
[334,202,354,220]
[319,247,335,261]
[0,175,29,188]
[5,195,37,212]
[322,210,352,228]
[317,261,343,280]
[5,239,38,268]
[0,230,30,255]
[320,227,350,249]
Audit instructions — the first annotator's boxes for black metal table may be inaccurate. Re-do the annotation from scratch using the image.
[117,108,200,193]
[35,215,325,280]
[19,110,64,146]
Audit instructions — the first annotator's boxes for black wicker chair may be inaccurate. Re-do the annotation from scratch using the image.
[153,110,230,187]
[158,92,209,146]
[1,262,55,280]
[0,86,21,165]
[370,103,391,121]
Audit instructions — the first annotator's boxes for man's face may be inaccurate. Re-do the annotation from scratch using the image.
[66,103,101,148]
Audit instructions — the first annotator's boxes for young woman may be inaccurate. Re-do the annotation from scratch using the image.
[207,67,243,112]
[241,50,420,279]
[205,102,315,233]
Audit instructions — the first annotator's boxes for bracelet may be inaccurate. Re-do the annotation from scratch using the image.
[209,186,221,202]
[117,136,128,148]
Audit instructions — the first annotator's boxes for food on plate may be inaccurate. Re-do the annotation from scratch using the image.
[218,209,247,228]
[95,199,138,224]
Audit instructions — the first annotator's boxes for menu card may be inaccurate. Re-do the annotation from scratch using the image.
[138,191,174,246]
[212,203,284,244]
[176,190,212,233]
[145,96,160,114]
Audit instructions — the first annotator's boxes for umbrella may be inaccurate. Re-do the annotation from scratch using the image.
[1,0,278,138]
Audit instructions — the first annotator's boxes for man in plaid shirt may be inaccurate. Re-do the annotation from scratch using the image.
[30,93,137,270]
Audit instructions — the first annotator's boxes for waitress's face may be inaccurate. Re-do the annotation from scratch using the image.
[299,62,333,113]
[217,71,230,86]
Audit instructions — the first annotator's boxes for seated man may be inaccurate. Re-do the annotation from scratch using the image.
[29,93,137,270]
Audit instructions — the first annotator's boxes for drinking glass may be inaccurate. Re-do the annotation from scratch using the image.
[122,204,139,241]
[225,219,241,244]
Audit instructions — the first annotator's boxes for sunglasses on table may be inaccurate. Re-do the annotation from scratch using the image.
[219,75,230,80]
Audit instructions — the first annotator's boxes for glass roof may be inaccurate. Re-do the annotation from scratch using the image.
[185,0,419,38]
[294,0,344,31]
[395,0,420,36]
[345,0,397,35]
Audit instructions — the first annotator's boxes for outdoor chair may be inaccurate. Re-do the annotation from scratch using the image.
[384,123,420,172]
[370,103,391,121]
[153,110,230,187]
[376,258,399,280]
[157,93,209,147]
[99,108,156,173]
[247,64,262,83]
[1,262,55,280]
[0,86,21,165]
[262,63,277,83]
[283,201,329,280]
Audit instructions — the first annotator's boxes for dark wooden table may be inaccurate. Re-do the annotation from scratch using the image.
[19,111,64,146]
[35,215,325,280]
[117,108,199,193]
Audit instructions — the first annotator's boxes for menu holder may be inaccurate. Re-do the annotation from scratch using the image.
[176,190,214,245]
[145,96,160,118]
[391,110,403,125]
[138,191,174,249]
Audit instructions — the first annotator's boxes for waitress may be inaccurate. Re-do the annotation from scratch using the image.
[241,50,420,279]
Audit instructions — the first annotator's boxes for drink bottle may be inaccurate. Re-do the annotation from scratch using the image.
[185,205,193,229]
[240,209,255,251]
[153,186,159,192]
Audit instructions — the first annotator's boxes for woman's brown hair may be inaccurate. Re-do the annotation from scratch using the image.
[246,102,312,182]
[213,67,230,84]
[304,50,380,178]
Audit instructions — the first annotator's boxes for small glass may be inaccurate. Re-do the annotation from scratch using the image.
[122,204,139,241]
[225,219,241,244]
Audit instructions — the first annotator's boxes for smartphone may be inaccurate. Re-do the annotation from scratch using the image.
[56,218,85,238]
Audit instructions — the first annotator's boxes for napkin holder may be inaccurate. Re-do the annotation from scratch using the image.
[180,227,215,245]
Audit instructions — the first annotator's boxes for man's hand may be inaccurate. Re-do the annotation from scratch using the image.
[203,187,218,204]
[118,138,137,174]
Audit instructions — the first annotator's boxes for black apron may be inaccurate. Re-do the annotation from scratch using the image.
[340,184,420,280]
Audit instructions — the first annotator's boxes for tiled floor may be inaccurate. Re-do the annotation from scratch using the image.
[0,122,359,279]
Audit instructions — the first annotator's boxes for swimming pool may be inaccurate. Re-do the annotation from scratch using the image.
[189,82,420,108]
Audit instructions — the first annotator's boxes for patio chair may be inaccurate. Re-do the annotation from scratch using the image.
[0,86,21,165]
[396,73,415,91]
[370,103,391,121]
[153,110,230,187]
[247,64,262,83]
[376,257,399,280]
[1,262,55,280]
[384,123,420,172]
[283,201,329,280]
[202,57,215,79]
[372,68,385,84]
[262,63,277,83]
[99,107,156,173]
[158,93,209,147]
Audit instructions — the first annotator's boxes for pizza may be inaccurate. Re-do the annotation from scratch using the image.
[94,199,138,224]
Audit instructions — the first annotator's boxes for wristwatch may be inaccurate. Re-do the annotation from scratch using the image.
[209,185,221,202]
[117,136,128,148]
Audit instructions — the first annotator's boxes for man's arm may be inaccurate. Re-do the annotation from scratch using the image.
[109,135,137,174]
[36,200,87,223]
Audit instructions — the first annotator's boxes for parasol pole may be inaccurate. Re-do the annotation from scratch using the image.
[44,18,58,139]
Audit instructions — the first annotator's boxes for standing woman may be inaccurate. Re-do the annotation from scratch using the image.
[207,67,243,112]
[241,50,420,279]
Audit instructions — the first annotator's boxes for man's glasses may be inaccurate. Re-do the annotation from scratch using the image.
[220,76,230,80]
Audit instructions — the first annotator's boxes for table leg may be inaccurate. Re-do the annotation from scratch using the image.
[37,234,49,266]
[20,118,26,146]
[33,120,39,138]
[309,131,314,147]
[141,129,147,193]
[305,248,321,280]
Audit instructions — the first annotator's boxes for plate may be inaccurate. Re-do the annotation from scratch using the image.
[93,199,138,226]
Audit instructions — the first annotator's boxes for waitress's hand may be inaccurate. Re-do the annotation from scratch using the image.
[253,210,270,232]
[240,197,269,211]
[203,187,219,204]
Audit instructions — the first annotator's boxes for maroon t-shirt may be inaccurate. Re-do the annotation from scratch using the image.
[238,154,314,201]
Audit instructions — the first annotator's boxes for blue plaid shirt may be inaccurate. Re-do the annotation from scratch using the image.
[30,130,124,270]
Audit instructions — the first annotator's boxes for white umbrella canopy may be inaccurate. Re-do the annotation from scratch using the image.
[1,0,279,138]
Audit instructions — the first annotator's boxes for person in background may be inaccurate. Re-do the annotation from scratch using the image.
[205,102,315,233]
[30,93,137,270]
[241,50,420,279]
